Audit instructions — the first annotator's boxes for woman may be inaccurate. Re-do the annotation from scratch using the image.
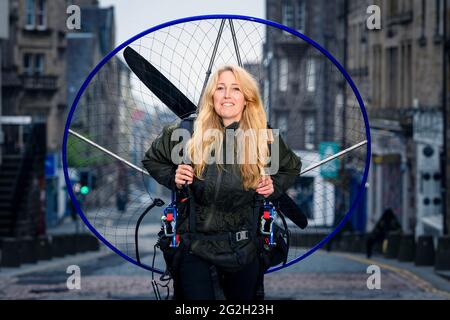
[142,65,301,300]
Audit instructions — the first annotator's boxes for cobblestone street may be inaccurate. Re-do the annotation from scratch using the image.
[1,243,449,300]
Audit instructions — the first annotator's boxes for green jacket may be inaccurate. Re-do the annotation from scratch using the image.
[142,121,301,270]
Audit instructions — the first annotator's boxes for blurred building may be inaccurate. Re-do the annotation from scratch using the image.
[0,0,68,236]
[265,0,340,150]
[243,62,264,93]
[341,0,448,238]
[0,0,131,238]
[116,59,133,193]
[265,0,341,227]
[0,0,8,165]
[445,1,450,238]
[67,0,130,209]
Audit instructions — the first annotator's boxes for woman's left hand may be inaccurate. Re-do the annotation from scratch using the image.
[256,176,274,198]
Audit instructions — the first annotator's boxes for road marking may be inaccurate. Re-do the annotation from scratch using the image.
[334,252,450,299]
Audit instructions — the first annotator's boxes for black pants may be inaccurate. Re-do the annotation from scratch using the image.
[366,234,384,258]
[178,251,260,300]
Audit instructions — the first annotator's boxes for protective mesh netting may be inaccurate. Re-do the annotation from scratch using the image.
[66,18,368,272]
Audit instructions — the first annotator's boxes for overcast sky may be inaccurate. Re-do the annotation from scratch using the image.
[98,0,265,47]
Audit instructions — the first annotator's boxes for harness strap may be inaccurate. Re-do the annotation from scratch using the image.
[184,230,252,242]
[178,116,197,235]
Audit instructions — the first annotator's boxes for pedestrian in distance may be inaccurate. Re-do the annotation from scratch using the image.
[116,189,127,213]
[366,208,402,258]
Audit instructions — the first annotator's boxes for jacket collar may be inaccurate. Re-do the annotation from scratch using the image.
[224,121,240,130]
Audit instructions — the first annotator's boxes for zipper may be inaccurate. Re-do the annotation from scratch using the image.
[203,167,223,231]
[205,130,226,230]
[213,167,223,203]
[213,129,226,204]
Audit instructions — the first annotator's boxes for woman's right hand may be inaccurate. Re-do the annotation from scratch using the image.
[175,164,194,189]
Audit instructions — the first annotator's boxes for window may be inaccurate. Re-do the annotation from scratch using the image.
[360,25,368,70]
[334,93,343,139]
[282,1,295,29]
[405,44,412,107]
[387,47,399,107]
[279,58,288,92]
[304,115,315,150]
[295,0,305,33]
[36,0,46,30]
[25,0,35,29]
[372,45,382,108]
[388,0,400,17]
[306,59,316,92]
[276,111,289,139]
[271,60,278,97]
[23,54,33,75]
[24,0,47,30]
[421,0,426,39]
[400,43,412,107]
[23,53,45,75]
[35,54,44,75]
[388,0,412,17]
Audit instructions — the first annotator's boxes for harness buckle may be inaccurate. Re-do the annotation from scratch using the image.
[161,215,175,237]
[235,230,249,242]
[161,205,179,247]
[260,201,277,246]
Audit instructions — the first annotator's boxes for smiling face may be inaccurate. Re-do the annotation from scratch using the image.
[213,70,246,127]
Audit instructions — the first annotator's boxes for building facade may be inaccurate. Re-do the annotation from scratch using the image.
[0,0,131,235]
[1,0,68,235]
[343,0,447,237]
[265,0,341,227]
[67,1,128,210]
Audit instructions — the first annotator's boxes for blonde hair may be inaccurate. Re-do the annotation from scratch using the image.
[187,65,271,190]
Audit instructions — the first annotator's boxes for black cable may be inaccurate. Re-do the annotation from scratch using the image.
[135,198,165,265]
[133,198,165,299]
[151,244,162,300]
[148,202,178,300]
[151,243,173,300]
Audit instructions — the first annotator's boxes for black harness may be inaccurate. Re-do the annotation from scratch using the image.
[155,116,290,300]
[167,116,260,242]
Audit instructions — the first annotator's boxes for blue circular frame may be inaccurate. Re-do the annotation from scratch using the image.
[62,14,371,274]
